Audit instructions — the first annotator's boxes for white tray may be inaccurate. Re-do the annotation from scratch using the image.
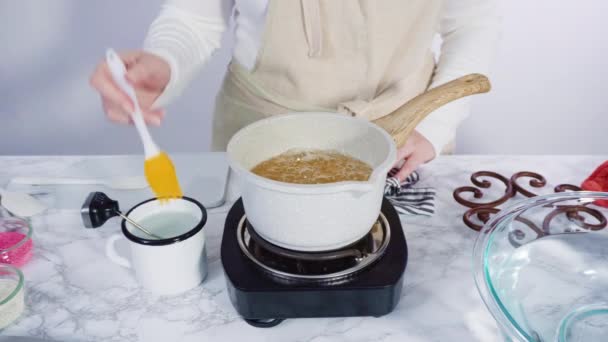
[5,153,230,212]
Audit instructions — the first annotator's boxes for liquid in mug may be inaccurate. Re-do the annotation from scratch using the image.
[135,212,199,239]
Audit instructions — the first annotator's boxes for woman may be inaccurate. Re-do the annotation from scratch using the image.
[90,0,500,181]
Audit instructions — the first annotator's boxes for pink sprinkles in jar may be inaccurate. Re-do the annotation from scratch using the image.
[0,218,33,268]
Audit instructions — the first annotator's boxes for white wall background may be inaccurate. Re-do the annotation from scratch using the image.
[1,0,606,156]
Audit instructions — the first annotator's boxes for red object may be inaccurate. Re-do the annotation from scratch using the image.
[581,160,608,207]
[0,232,33,267]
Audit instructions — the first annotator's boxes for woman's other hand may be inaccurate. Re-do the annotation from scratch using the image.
[89,50,170,126]
[392,130,436,181]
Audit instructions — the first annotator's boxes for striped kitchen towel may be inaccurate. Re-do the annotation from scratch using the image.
[384,169,436,216]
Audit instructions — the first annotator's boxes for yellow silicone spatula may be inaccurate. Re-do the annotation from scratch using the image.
[105,48,182,200]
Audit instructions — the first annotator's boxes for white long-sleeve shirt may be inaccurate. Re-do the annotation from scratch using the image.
[143,0,501,155]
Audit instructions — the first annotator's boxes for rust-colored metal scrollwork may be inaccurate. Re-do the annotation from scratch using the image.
[508,216,545,248]
[453,171,514,209]
[554,184,583,193]
[455,170,608,247]
[511,171,547,197]
[462,206,544,234]
[543,205,608,233]
[463,207,501,231]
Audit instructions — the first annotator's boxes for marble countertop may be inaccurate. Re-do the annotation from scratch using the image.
[0,154,605,342]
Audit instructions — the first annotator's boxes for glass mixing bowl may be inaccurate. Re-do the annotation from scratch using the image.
[473,191,608,341]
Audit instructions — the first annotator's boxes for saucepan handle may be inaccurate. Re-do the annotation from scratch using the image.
[373,73,491,148]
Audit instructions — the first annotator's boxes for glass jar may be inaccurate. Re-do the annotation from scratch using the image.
[0,264,25,329]
[0,218,33,268]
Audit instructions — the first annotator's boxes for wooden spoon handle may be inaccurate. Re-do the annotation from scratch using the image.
[372,73,491,148]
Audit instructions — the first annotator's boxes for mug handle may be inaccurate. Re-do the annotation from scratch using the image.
[105,234,131,268]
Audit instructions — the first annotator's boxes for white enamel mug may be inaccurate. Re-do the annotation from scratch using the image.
[105,197,208,295]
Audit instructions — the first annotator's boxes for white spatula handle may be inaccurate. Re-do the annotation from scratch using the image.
[105,48,160,159]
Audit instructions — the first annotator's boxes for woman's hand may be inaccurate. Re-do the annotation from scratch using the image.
[89,50,170,126]
[392,130,436,182]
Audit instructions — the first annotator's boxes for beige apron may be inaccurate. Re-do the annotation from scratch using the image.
[211,0,443,152]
